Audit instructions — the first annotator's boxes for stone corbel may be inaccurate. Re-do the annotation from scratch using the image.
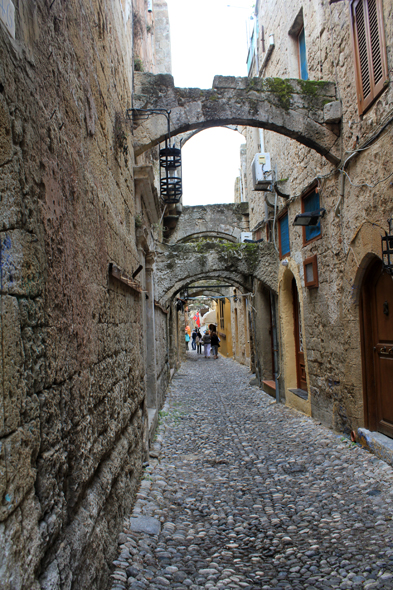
[134,164,161,224]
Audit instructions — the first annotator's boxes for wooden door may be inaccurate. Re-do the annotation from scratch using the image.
[361,260,393,437]
[292,278,307,391]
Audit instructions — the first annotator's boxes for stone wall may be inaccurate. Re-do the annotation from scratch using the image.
[246,0,393,433]
[0,1,169,588]
[166,203,250,244]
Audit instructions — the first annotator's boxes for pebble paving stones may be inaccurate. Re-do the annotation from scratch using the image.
[109,353,393,590]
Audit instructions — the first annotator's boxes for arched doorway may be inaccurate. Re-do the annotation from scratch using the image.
[279,266,310,414]
[360,257,393,438]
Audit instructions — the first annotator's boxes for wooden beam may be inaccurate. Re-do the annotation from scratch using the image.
[109,263,143,293]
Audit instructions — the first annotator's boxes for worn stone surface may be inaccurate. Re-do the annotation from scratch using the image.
[166,203,250,244]
[110,353,393,590]
[0,1,170,588]
[155,241,279,305]
[244,0,393,435]
[133,73,340,163]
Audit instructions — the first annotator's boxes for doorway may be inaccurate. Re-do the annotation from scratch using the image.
[360,258,393,438]
[292,277,307,391]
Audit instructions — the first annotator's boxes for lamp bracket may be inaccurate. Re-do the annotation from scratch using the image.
[126,108,172,141]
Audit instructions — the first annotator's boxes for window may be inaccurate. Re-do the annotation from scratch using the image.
[288,8,308,80]
[304,255,319,288]
[278,211,290,258]
[302,189,321,245]
[298,27,308,80]
[350,0,389,114]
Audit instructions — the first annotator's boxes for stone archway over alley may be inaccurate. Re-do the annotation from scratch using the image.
[109,354,393,590]
[1,0,393,588]
[132,73,341,164]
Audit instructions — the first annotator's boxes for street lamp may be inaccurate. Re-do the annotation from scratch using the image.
[293,208,326,226]
[160,141,182,204]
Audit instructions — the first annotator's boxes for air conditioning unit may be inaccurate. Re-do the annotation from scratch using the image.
[239,232,253,243]
[252,153,273,191]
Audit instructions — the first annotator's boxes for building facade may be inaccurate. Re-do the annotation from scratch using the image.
[244,0,393,433]
[0,1,172,588]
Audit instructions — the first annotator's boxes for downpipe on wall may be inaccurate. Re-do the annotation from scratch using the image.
[269,290,280,404]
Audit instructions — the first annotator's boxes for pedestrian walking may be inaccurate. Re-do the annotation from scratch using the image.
[210,330,220,359]
[202,330,211,358]
[196,330,203,354]
[185,330,190,351]
[191,328,197,350]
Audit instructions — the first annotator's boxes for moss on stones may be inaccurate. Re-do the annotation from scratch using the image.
[298,79,330,97]
[265,78,294,110]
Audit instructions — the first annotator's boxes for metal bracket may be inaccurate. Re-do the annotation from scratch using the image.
[126,108,172,140]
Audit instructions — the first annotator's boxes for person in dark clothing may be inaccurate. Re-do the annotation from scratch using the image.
[202,330,211,358]
[191,328,197,350]
[210,331,220,359]
[196,330,203,354]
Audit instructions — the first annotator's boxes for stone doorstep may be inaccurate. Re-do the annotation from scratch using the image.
[357,428,393,468]
[288,387,308,401]
[262,380,276,399]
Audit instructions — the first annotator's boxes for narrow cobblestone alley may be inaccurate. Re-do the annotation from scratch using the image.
[110,354,393,590]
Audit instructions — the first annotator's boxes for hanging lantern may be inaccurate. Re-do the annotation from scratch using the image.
[382,218,393,275]
[160,139,182,204]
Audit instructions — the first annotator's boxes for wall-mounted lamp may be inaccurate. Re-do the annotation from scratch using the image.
[382,218,393,275]
[293,208,326,227]
[281,259,289,266]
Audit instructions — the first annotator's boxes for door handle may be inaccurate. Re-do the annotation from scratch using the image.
[379,347,392,355]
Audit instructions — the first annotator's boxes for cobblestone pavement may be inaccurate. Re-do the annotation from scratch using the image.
[110,353,393,590]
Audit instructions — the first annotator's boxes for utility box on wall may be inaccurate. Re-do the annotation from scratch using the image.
[251,153,272,191]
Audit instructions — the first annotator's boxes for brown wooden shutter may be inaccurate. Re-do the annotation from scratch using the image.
[351,0,389,114]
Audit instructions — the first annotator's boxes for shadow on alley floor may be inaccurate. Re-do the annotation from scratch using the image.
[110,353,393,590]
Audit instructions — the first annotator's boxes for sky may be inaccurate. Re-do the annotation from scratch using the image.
[165,0,255,206]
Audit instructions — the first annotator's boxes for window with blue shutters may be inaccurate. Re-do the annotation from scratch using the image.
[298,27,308,80]
[279,212,290,258]
[303,190,321,244]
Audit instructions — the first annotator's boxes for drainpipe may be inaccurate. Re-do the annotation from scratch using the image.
[270,290,280,404]
[250,279,261,385]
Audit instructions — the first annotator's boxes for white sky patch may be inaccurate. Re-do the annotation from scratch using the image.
[181,128,245,206]
[166,0,254,205]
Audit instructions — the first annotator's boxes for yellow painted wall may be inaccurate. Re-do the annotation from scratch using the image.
[217,298,233,357]
[278,262,311,416]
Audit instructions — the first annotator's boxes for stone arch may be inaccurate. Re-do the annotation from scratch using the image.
[162,270,251,307]
[155,241,279,305]
[133,73,341,164]
[166,203,249,245]
[177,231,238,244]
[178,125,243,148]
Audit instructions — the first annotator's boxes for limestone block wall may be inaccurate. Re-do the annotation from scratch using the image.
[247,0,393,433]
[166,203,250,244]
[155,305,170,407]
[0,1,166,588]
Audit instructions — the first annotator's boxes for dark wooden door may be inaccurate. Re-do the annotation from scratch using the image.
[361,260,393,437]
[292,278,307,391]
[372,269,393,437]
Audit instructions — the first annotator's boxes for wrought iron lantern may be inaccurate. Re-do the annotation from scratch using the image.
[382,218,393,275]
[160,139,182,204]
[127,107,182,204]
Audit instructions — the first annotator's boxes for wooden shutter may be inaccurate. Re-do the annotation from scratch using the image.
[351,0,389,114]
[279,212,290,258]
